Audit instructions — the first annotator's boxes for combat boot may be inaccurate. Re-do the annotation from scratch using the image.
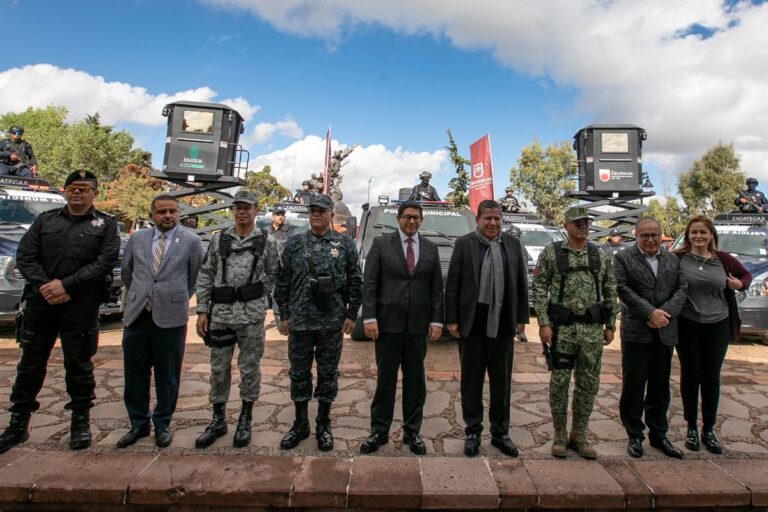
[233,401,254,448]
[315,401,333,452]
[69,410,92,450]
[0,412,31,454]
[551,415,568,458]
[568,431,597,459]
[280,401,310,450]
[195,403,228,449]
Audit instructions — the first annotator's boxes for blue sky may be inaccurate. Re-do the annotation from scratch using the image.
[4,0,767,211]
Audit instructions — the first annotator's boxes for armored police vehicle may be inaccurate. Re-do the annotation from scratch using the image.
[351,196,476,340]
[672,212,768,345]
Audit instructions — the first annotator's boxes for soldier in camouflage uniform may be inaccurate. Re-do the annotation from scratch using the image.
[274,194,362,451]
[194,190,280,449]
[532,206,618,459]
[499,187,520,213]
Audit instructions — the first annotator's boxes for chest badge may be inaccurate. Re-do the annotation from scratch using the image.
[330,247,339,258]
[90,218,104,228]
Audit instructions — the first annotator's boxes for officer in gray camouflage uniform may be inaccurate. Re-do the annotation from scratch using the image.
[532,206,618,459]
[499,187,520,213]
[194,190,280,449]
[275,194,362,451]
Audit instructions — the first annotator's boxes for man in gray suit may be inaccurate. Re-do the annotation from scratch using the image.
[117,195,204,448]
[613,217,687,459]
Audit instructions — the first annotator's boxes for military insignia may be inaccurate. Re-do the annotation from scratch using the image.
[91,217,104,228]
[330,241,341,246]
[78,170,86,179]
[330,248,339,258]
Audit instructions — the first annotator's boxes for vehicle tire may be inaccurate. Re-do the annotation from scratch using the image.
[351,317,371,342]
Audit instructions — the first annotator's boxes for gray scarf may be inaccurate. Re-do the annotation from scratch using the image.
[475,229,505,338]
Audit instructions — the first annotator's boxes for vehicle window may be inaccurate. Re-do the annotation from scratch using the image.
[256,216,310,234]
[376,209,473,237]
[519,229,564,246]
[0,198,61,225]
[717,229,768,257]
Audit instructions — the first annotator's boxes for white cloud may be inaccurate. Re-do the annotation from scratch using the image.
[0,64,260,126]
[250,135,448,212]
[203,0,768,181]
[247,118,304,144]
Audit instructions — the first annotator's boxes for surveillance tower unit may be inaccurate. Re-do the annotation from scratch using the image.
[573,124,647,195]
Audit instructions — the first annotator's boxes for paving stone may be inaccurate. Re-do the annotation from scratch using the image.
[596,441,633,457]
[175,394,210,409]
[421,457,498,509]
[443,437,466,455]
[177,379,210,394]
[508,427,535,448]
[737,393,768,409]
[509,408,541,426]
[89,400,126,420]
[588,419,627,441]
[628,459,750,508]
[725,441,768,454]
[336,415,371,430]
[330,426,368,441]
[28,413,63,428]
[423,390,451,416]
[291,457,351,508]
[173,409,216,420]
[251,429,285,449]
[0,450,74,504]
[488,459,537,510]
[348,456,421,509]
[517,401,552,417]
[600,459,653,509]
[524,459,625,509]
[717,395,751,419]
[420,416,452,438]
[28,421,69,444]
[716,459,768,506]
[335,388,369,405]
[761,428,768,443]
[720,418,755,438]
[32,452,155,505]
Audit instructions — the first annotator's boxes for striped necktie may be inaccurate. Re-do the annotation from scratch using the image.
[146,233,167,311]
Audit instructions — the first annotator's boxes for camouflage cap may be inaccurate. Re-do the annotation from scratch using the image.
[309,194,334,210]
[419,171,432,179]
[64,169,98,187]
[564,206,590,222]
[272,206,286,214]
[504,186,514,193]
[233,190,258,205]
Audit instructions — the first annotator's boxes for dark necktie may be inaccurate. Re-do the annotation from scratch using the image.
[406,237,415,274]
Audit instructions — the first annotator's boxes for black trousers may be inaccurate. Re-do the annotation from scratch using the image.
[676,316,730,431]
[458,333,514,436]
[288,330,343,403]
[10,294,99,414]
[370,331,427,436]
[122,309,186,430]
[619,335,674,442]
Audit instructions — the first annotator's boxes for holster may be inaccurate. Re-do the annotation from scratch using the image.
[545,326,578,371]
[211,286,236,303]
[205,327,238,348]
[235,281,264,302]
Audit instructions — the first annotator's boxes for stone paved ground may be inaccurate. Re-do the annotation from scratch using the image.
[0,310,767,460]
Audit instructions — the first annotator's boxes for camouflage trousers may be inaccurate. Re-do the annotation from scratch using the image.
[208,321,265,404]
[549,325,604,435]
[288,330,343,403]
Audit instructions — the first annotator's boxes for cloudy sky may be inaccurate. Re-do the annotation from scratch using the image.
[3,0,766,211]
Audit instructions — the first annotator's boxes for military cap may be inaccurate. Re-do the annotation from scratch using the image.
[747,177,758,185]
[309,194,334,210]
[564,206,590,222]
[505,186,514,193]
[8,125,23,136]
[272,206,286,214]
[64,169,98,187]
[609,228,621,236]
[419,171,432,179]
[233,190,258,205]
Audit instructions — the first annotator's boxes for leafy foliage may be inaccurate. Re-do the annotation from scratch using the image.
[244,165,290,208]
[509,138,575,224]
[95,164,167,228]
[677,142,744,215]
[444,129,469,207]
[647,196,686,238]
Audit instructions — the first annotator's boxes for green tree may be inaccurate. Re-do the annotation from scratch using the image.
[444,129,469,207]
[0,106,68,178]
[647,197,686,239]
[244,165,290,208]
[677,142,744,215]
[95,164,166,228]
[509,138,575,224]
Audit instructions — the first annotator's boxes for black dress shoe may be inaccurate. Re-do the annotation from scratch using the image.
[491,435,519,457]
[359,433,389,454]
[685,428,700,452]
[464,433,480,457]
[702,430,723,454]
[155,428,173,448]
[627,438,643,458]
[403,431,426,455]
[116,426,151,448]
[649,438,683,459]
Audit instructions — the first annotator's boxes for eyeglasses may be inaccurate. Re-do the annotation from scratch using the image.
[637,233,661,239]
[66,184,94,193]
[399,215,422,222]
[570,219,590,226]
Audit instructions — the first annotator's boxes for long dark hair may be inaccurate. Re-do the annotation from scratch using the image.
[674,215,718,254]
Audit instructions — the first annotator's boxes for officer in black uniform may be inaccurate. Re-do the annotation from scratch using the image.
[408,171,441,201]
[734,177,768,213]
[0,170,120,454]
[0,126,37,177]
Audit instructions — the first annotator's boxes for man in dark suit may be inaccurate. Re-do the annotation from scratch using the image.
[445,199,529,457]
[358,201,443,455]
[613,217,687,458]
[116,195,204,448]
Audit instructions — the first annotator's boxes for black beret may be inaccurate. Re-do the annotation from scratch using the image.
[64,170,98,187]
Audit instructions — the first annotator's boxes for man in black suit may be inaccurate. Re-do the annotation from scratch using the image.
[613,217,687,458]
[445,199,529,457]
[359,200,443,455]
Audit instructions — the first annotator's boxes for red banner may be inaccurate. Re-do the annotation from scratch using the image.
[469,135,495,213]
[321,127,331,195]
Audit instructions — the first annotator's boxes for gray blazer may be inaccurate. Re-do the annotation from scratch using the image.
[613,245,688,346]
[122,226,204,329]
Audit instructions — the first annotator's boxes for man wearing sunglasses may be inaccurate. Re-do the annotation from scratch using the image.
[0,125,37,178]
[0,170,120,454]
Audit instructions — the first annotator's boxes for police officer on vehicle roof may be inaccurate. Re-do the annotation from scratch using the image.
[0,125,37,178]
[194,190,280,449]
[0,170,120,454]
[499,186,520,213]
[531,206,618,460]
[734,177,768,213]
[275,194,362,452]
[294,180,317,204]
[408,171,441,202]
